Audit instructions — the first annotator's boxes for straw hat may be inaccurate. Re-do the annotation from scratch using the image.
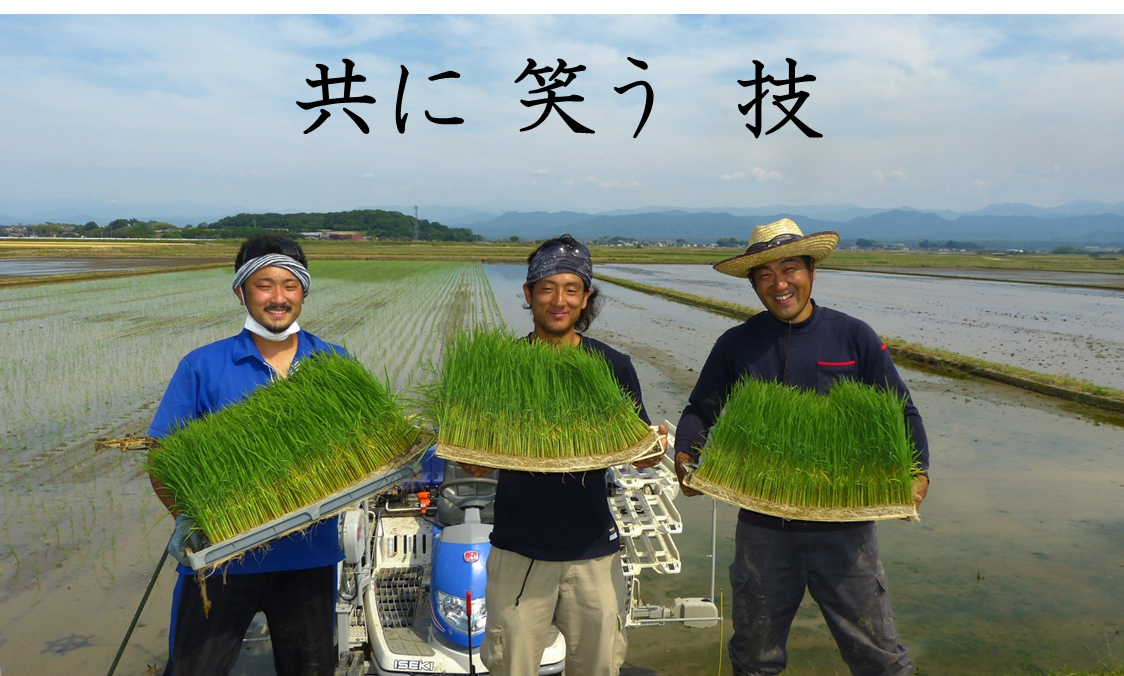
[713,218,839,278]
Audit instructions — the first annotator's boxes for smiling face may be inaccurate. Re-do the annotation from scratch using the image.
[523,272,591,345]
[750,256,816,323]
[236,265,305,332]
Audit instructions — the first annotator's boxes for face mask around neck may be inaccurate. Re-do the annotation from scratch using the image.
[244,314,301,342]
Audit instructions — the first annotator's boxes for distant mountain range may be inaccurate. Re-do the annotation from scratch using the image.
[359,200,1124,231]
[386,200,1124,228]
[5,199,1124,247]
[444,206,1124,247]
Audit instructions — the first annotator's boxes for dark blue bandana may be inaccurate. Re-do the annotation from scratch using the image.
[526,241,593,287]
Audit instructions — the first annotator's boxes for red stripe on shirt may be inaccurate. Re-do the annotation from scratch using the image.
[817,360,856,367]
[880,343,887,350]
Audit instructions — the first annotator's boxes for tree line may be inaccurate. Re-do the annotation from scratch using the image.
[206,210,481,242]
[10,210,482,242]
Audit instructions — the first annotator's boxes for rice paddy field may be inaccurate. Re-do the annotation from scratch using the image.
[0,260,499,675]
[486,263,1124,676]
[598,264,1124,392]
[1,259,1123,675]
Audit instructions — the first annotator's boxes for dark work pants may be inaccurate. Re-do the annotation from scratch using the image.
[163,565,337,676]
[728,520,912,676]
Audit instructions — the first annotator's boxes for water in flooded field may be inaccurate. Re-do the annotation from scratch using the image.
[486,264,1124,675]
[837,266,1124,290]
[599,263,1124,393]
[0,257,222,277]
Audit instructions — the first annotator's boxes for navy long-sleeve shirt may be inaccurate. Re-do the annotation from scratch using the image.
[490,335,651,561]
[676,301,929,531]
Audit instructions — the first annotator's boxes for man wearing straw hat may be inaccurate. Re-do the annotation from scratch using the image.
[147,233,344,676]
[674,218,930,676]
[459,234,662,676]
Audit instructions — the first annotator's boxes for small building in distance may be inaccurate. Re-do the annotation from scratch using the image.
[301,230,365,241]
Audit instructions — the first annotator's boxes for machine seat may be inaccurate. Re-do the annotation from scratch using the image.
[435,460,497,526]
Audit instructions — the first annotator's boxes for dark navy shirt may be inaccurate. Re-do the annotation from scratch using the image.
[490,335,652,561]
[676,301,929,531]
[148,328,346,574]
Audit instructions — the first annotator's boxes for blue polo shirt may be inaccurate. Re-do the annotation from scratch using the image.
[148,328,346,574]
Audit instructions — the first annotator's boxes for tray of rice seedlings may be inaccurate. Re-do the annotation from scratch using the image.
[146,351,432,571]
[426,328,660,472]
[683,378,922,522]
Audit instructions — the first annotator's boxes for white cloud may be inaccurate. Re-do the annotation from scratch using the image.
[274,15,407,50]
[874,170,908,183]
[721,171,746,181]
[752,167,783,182]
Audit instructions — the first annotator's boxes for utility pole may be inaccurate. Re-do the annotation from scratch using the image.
[413,206,419,241]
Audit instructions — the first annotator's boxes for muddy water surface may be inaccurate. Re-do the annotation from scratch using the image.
[600,264,1124,393]
[0,257,224,277]
[835,266,1124,290]
[489,264,1124,675]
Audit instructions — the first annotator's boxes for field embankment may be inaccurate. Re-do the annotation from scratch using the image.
[597,273,1124,415]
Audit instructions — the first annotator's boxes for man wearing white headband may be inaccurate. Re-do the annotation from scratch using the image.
[147,233,344,676]
[230,239,312,352]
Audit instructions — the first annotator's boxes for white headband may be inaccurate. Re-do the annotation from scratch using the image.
[232,253,311,296]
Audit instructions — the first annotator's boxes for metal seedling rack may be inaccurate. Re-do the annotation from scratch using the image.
[609,491,682,537]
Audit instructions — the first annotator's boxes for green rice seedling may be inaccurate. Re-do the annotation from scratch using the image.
[146,352,420,544]
[425,328,654,470]
[693,378,921,520]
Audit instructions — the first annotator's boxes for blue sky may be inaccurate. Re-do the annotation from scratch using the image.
[2,15,1123,222]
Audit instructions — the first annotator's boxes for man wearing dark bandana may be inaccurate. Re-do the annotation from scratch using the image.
[147,234,344,676]
[459,234,664,676]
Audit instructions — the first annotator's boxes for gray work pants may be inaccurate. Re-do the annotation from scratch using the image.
[729,519,912,676]
[481,547,628,676]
